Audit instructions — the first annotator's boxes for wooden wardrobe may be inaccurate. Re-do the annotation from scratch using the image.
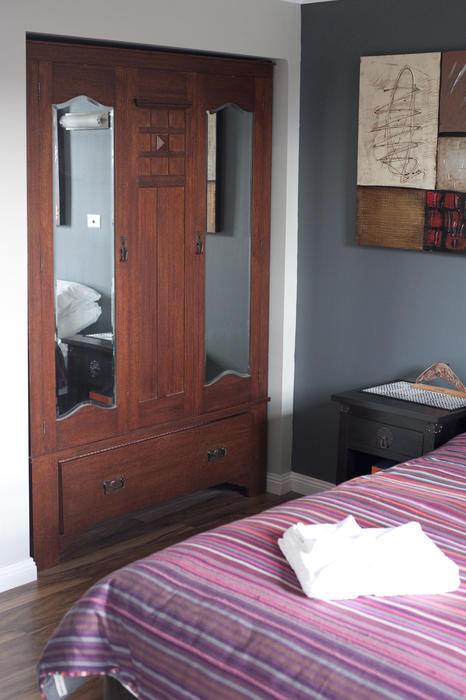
[27,39,272,570]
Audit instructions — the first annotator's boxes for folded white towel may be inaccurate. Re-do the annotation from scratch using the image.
[278,515,460,600]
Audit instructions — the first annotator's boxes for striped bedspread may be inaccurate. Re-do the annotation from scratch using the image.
[38,435,466,699]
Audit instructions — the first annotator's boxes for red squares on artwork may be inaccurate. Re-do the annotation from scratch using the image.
[425,191,462,211]
[426,209,443,228]
[424,229,442,247]
[443,192,460,209]
[426,191,442,208]
[445,234,466,251]
[445,209,461,233]
[424,191,466,252]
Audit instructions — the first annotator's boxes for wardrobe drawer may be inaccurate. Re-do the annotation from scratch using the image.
[59,413,253,537]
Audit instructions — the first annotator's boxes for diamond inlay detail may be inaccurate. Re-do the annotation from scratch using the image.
[156,135,167,152]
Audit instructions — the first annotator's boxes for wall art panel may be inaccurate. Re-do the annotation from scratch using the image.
[356,187,425,250]
[439,51,466,133]
[357,53,441,190]
[356,50,465,254]
[436,137,466,192]
[424,191,466,252]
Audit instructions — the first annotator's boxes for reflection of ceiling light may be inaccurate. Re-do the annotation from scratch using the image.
[59,111,110,130]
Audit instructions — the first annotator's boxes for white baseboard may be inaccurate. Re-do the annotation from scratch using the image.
[267,470,334,496]
[0,557,37,593]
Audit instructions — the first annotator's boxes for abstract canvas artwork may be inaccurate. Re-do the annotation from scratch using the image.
[356,50,466,253]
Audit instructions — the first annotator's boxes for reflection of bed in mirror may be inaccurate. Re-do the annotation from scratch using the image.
[60,334,114,411]
[55,280,114,414]
[55,279,102,338]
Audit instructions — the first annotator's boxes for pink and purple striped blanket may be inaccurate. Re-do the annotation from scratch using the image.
[38,435,466,699]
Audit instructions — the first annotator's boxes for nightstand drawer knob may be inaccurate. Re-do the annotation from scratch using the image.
[377,427,393,449]
[89,359,101,378]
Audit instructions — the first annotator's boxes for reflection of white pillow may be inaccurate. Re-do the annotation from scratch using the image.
[56,279,101,301]
[57,301,102,338]
[56,280,101,315]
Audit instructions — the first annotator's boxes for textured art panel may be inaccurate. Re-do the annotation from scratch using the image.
[424,191,466,252]
[439,50,466,133]
[436,137,466,192]
[357,53,441,190]
[357,187,425,250]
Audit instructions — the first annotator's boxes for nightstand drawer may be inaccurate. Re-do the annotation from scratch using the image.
[347,415,423,458]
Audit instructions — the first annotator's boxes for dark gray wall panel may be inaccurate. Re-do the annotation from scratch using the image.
[293,0,466,481]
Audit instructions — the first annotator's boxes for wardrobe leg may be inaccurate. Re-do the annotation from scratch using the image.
[31,455,60,570]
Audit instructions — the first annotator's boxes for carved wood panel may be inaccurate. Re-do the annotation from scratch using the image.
[129,99,191,429]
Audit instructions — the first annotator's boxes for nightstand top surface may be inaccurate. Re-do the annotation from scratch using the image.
[332,387,466,422]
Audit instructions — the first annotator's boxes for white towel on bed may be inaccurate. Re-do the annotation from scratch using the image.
[278,515,460,600]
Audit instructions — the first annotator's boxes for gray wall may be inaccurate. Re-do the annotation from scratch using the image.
[293,0,466,482]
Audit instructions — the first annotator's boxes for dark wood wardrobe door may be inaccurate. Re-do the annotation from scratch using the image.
[121,68,196,430]
[198,73,272,415]
[27,50,122,456]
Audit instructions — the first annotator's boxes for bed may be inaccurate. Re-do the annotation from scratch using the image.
[55,279,102,339]
[38,434,466,700]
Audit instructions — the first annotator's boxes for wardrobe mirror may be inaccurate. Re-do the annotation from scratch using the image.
[204,103,253,385]
[52,95,116,417]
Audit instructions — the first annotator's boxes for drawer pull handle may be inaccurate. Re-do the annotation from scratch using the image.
[102,476,126,495]
[207,446,227,462]
[377,428,393,450]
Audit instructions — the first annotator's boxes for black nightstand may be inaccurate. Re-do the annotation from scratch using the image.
[63,334,114,408]
[331,388,466,483]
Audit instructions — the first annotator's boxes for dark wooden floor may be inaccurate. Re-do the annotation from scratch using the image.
[0,487,297,700]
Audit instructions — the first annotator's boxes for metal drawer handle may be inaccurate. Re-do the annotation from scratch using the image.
[376,427,393,449]
[207,446,227,462]
[102,476,126,495]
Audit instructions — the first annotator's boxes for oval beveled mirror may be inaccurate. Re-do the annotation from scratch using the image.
[204,103,253,386]
[52,95,116,417]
